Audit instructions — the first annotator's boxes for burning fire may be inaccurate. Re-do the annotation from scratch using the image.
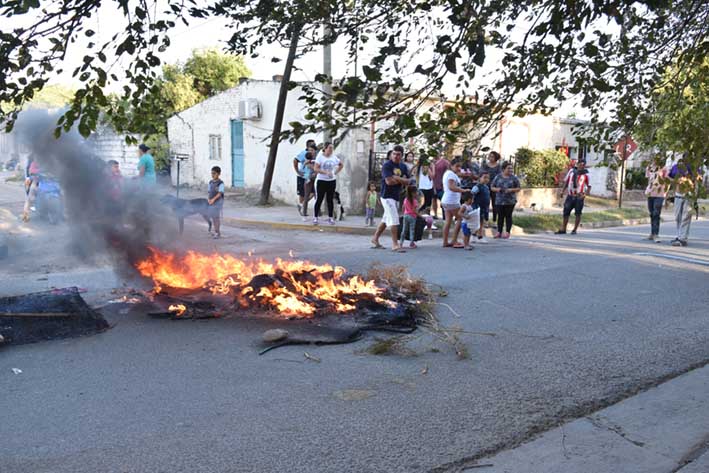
[168,304,187,316]
[136,247,384,317]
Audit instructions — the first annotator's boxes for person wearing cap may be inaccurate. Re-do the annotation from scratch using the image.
[555,159,591,235]
[136,143,156,187]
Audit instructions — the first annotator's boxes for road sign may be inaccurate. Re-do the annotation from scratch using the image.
[614,136,638,160]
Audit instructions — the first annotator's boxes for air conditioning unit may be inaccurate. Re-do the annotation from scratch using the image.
[237,99,262,120]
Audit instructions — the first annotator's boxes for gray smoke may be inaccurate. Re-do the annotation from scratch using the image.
[13,109,176,273]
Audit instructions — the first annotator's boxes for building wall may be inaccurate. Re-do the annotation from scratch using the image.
[88,125,140,176]
[167,80,323,205]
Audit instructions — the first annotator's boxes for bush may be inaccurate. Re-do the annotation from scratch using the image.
[624,168,648,190]
[514,147,568,187]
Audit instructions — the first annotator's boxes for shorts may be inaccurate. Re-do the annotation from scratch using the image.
[380,197,400,227]
[207,203,223,219]
[441,203,461,212]
[296,176,306,197]
[461,221,472,236]
[479,207,489,221]
[563,195,585,217]
[435,189,444,200]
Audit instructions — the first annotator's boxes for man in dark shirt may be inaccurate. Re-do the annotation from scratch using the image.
[371,144,412,252]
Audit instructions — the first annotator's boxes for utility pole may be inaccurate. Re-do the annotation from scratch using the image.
[618,135,627,209]
[323,23,333,143]
[259,25,301,206]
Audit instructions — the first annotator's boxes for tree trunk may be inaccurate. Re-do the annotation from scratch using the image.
[259,25,301,206]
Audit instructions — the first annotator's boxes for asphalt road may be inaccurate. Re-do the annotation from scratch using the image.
[1,178,708,473]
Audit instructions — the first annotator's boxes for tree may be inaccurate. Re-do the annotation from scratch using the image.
[514,147,568,188]
[634,57,708,202]
[1,0,707,196]
[26,84,76,109]
[106,49,250,169]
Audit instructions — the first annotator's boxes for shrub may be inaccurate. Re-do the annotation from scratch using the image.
[624,168,648,190]
[514,147,568,187]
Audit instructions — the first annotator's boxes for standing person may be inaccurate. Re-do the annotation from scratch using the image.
[207,166,225,239]
[312,142,343,225]
[433,155,450,219]
[645,160,669,242]
[490,161,521,239]
[399,184,419,249]
[472,172,491,243]
[404,151,416,175]
[365,182,378,227]
[136,144,156,188]
[669,158,695,247]
[300,145,317,220]
[441,159,466,248]
[371,145,411,252]
[481,151,502,224]
[416,158,435,213]
[293,138,316,216]
[22,156,40,222]
[555,159,591,235]
[106,160,123,217]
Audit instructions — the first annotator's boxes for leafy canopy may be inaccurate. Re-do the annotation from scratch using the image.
[0,0,707,161]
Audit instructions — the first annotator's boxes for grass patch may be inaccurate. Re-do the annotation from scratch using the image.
[514,207,648,233]
[4,174,24,182]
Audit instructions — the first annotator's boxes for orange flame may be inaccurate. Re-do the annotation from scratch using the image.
[168,304,187,316]
[136,247,383,317]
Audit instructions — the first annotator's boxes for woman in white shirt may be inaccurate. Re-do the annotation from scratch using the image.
[312,142,344,225]
[441,159,466,248]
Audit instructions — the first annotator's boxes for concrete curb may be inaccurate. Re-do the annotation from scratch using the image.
[222,217,378,236]
[222,215,676,237]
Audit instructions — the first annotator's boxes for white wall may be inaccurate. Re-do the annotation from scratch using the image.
[89,125,140,176]
[167,80,322,205]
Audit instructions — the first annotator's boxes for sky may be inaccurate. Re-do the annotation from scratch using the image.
[1,1,588,119]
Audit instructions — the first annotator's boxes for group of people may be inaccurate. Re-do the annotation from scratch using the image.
[643,157,700,247]
[293,140,343,225]
[367,146,524,252]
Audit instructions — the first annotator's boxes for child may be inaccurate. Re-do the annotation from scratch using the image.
[207,166,225,239]
[365,182,377,227]
[471,172,491,243]
[399,184,419,249]
[459,191,480,251]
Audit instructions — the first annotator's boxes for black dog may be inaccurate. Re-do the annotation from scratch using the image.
[160,194,212,235]
[334,191,346,221]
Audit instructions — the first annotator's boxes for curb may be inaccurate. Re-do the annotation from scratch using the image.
[222,215,680,237]
[222,217,378,236]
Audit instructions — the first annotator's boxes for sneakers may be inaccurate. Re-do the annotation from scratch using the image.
[478,236,489,244]
[312,217,319,225]
[493,232,502,239]
[430,224,438,230]
[570,229,577,235]
[645,234,655,241]
[328,218,335,225]
[671,239,688,247]
[501,232,510,239]
[428,232,433,240]
[554,230,567,235]
[302,216,309,222]
[409,242,417,249]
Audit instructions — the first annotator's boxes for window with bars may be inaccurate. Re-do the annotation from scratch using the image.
[209,135,222,161]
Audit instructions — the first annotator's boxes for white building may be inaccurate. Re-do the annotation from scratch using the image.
[481,114,621,197]
[167,79,322,203]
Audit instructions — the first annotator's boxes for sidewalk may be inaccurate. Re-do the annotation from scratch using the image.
[465,363,709,472]
[219,204,670,237]
[221,204,380,236]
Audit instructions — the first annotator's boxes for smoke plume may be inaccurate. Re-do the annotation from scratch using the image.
[13,109,176,273]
